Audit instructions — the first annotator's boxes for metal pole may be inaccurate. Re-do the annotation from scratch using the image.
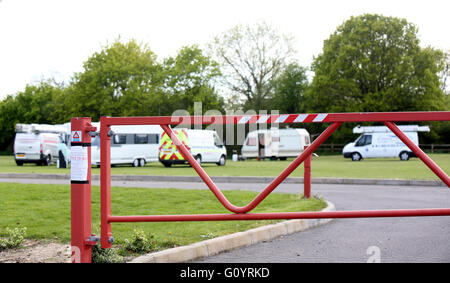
[384,122,450,187]
[100,117,113,249]
[108,207,450,223]
[70,117,95,263]
[304,145,311,199]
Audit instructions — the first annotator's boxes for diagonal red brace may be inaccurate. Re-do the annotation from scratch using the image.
[160,122,342,214]
[384,121,450,187]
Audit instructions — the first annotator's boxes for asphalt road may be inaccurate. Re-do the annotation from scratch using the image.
[2,177,450,262]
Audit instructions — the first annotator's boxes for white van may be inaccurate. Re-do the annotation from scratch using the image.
[241,128,311,160]
[14,123,70,166]
[91,125,162,167]
[159,128,226,167]
[342,125,430,161]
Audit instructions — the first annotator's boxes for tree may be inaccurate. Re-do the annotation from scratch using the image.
[209,22,295,111]
[306,14,446,114]
[163,45,224,114]
[66,39,164,120]
[0,81,64,151]
[270,63,309,114]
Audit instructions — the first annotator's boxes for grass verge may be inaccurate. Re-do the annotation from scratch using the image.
[0,182,326,252]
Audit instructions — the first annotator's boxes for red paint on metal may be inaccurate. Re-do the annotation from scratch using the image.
[304,145,311,199]
[108,208,450,222]
[100,117,113,249]
[160,122,341,214]
[70,117,95,263]
[384,121,450,187]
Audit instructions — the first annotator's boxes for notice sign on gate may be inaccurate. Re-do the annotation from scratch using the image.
[70,146,88,182]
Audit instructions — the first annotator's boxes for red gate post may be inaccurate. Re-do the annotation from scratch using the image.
[70,117,96,263]
[100,117,113,249]
[304,145,311,199]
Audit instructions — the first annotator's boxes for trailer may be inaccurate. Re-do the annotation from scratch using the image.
[241,128,311,160]
[91,124,162,167]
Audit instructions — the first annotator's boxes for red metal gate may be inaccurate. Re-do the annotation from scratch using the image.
[70,111,450,262]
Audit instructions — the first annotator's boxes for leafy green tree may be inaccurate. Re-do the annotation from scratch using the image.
[270,63,309,114]
[306,14,446,114]
[162,45,224,114]
[66,39,164,120]
[0,81,64,151]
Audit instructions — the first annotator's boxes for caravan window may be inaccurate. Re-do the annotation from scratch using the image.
[246,137,256,146]
[113,135,127,145]
[134,134,148,144]
[149,134,159,144]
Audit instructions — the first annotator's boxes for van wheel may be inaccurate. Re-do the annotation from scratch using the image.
[139,159,146,167]
[217,155,226,166]
[132,159,139,167]
[195,155,202,166]
[15,161,23,166]
[162,161,172,168]
[399,151,410,161]
[351,152,362,161]
[42,155,51,166]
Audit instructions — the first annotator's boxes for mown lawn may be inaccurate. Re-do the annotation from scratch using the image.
[1,154,449,180]
[0,182,326,247]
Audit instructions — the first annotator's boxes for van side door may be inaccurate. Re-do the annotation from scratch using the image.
[354,134,373,158]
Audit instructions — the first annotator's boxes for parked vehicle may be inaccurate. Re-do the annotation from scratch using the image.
[159,128,226,167]
[14,123,70,166]
[91,124,162,167]
[342,125,430,161]
[241,128,311,160]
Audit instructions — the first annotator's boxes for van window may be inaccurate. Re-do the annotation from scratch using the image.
[246,137,256,146]
[304,136,310,145]
[214,134,223,147]
[149,134,159,144]
[134,134,148,144]
[355,135,372,146]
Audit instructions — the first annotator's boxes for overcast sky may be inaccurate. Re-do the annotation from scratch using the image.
[0,0,449,100]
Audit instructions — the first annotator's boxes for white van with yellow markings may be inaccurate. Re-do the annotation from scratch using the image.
[159,128,226,167]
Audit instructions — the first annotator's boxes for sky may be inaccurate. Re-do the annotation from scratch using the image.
[0,0,449,100]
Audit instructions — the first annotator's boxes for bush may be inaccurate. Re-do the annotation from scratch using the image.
[123,229,155,254]
[91,245,123,263]
[0,227,27,250]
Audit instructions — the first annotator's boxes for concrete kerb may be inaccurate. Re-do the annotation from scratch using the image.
[0,173,445,187]
[129,201,336,263]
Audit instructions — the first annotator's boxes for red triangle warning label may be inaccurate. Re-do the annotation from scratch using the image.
[73,132,80,139]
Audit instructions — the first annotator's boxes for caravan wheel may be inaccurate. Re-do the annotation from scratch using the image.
[132,159,139,167]
[139,159,146,167]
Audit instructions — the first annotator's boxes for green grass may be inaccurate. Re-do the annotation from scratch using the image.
[1,154,449,180]
[0,182,326,247]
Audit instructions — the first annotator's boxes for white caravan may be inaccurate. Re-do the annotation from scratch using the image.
[91,124,162,167]
[241,128,311,160]
[342,125,430,161]
[159,128,227,167]
[14,123,70,166]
